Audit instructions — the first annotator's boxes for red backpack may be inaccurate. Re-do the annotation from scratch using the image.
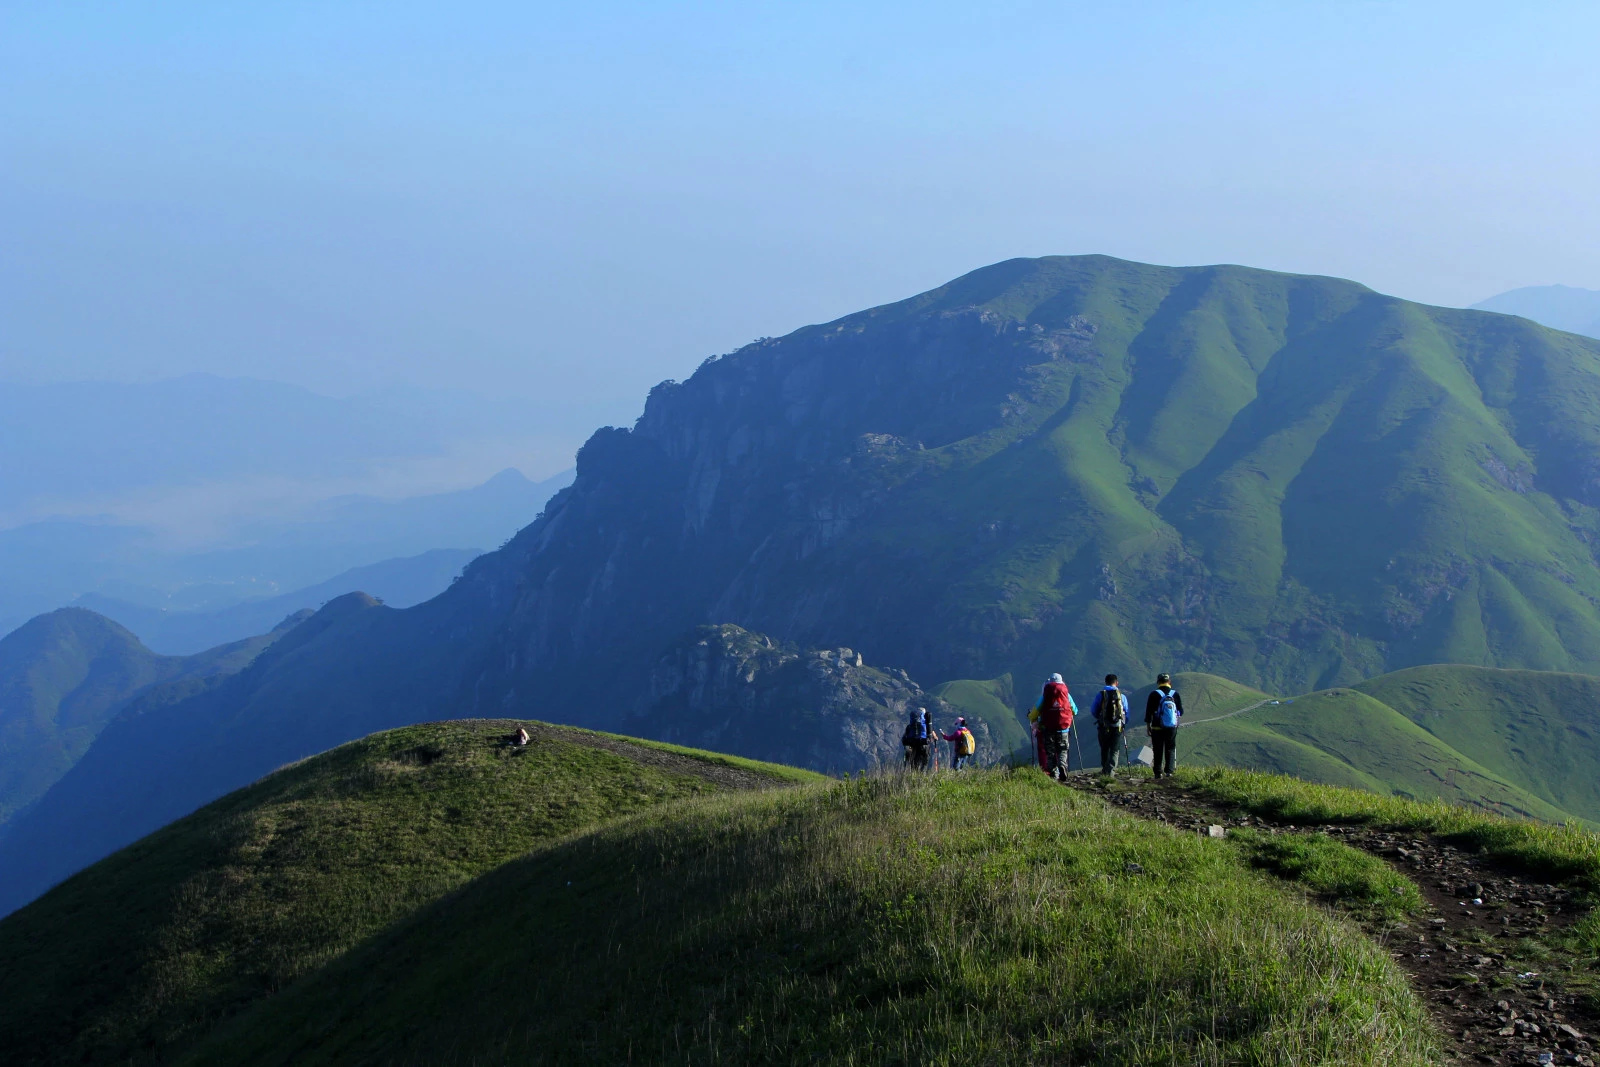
[1038,682,1073,730]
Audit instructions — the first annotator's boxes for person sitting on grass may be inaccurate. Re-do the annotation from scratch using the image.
[510,726,530,747]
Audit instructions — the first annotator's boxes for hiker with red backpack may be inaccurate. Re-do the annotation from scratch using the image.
[1144,673,1184,779]
[1028,674,1076,781]
[941,717,977,770]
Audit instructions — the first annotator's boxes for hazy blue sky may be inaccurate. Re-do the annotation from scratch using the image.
[5,1,1598,438]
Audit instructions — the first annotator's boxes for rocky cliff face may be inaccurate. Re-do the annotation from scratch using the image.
[631,625,1011,773]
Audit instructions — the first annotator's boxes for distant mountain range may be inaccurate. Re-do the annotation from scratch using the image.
[0,374,571,525]
[1473,284,1600,339]
[5,253,1600,915]
[0,466,573,638]
[73,548,480,655]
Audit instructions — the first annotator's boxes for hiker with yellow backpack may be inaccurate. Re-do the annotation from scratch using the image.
[941,717,977,770]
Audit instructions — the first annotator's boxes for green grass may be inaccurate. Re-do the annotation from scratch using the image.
[0,719,815,1066]
[191,770,1438,1066]
[1181,765,1600,895]
[589,728,828,784]
[1228,829,1424,923]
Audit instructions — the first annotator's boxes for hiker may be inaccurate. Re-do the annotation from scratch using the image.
[1028,673,1076,780]
[509,726,530,747]
[1144,673,1184,779]
[942,717,977,770]
[901,708,931,771]
[1092,674,1128,775]
[921,707,941,771]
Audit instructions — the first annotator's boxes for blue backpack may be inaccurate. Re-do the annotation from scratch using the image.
[1158,690,1180,728]
[903,718,928,743]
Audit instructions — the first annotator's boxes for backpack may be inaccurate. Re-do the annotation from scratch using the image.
[1158,690,1180,729]
[1099,687,1126,728]
[1039,682,1073,730]
[954,728,975,757]
[902,719,927,744]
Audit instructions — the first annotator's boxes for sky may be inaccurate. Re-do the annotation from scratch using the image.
[4,1,1599,450]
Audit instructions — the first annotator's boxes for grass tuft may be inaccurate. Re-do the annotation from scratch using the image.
[1229,829,1424,922]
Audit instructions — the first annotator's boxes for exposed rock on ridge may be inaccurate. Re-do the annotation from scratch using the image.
[633,624,1009,773]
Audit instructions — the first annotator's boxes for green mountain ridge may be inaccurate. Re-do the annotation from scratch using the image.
[8,253,1600,918]
[0,608,296,834]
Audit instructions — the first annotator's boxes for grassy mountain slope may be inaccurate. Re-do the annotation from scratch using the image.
[189,771,1433,1066]
[1183,690,1570,822]
[932,674,1030,754]
[0,718,816,1066]
[1178,665,1600,824]
[0,608,284,833]
[1351,665,1600,823]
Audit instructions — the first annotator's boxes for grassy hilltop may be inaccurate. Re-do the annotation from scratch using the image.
[0,719,816,1065]
[187,771,1434,1066]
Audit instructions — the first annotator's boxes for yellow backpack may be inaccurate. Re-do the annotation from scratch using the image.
[955,728,975,757]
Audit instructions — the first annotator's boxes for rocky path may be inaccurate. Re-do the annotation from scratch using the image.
[1067,773,1597,1067]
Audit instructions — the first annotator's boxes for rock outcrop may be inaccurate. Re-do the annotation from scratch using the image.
[632,625,1009,772]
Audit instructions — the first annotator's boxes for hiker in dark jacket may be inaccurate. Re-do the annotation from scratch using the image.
[1144,673,1183,779]
[1029,674,1075,781]
[902,708,931,771]
[1091,674,1128,775]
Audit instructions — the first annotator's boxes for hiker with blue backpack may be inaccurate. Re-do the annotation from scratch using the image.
[902,708,939,771]
[1091,675,1128,775]
[1144,673,1183,779]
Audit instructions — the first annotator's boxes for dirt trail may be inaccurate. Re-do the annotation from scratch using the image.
[1067,773,1597,1067]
